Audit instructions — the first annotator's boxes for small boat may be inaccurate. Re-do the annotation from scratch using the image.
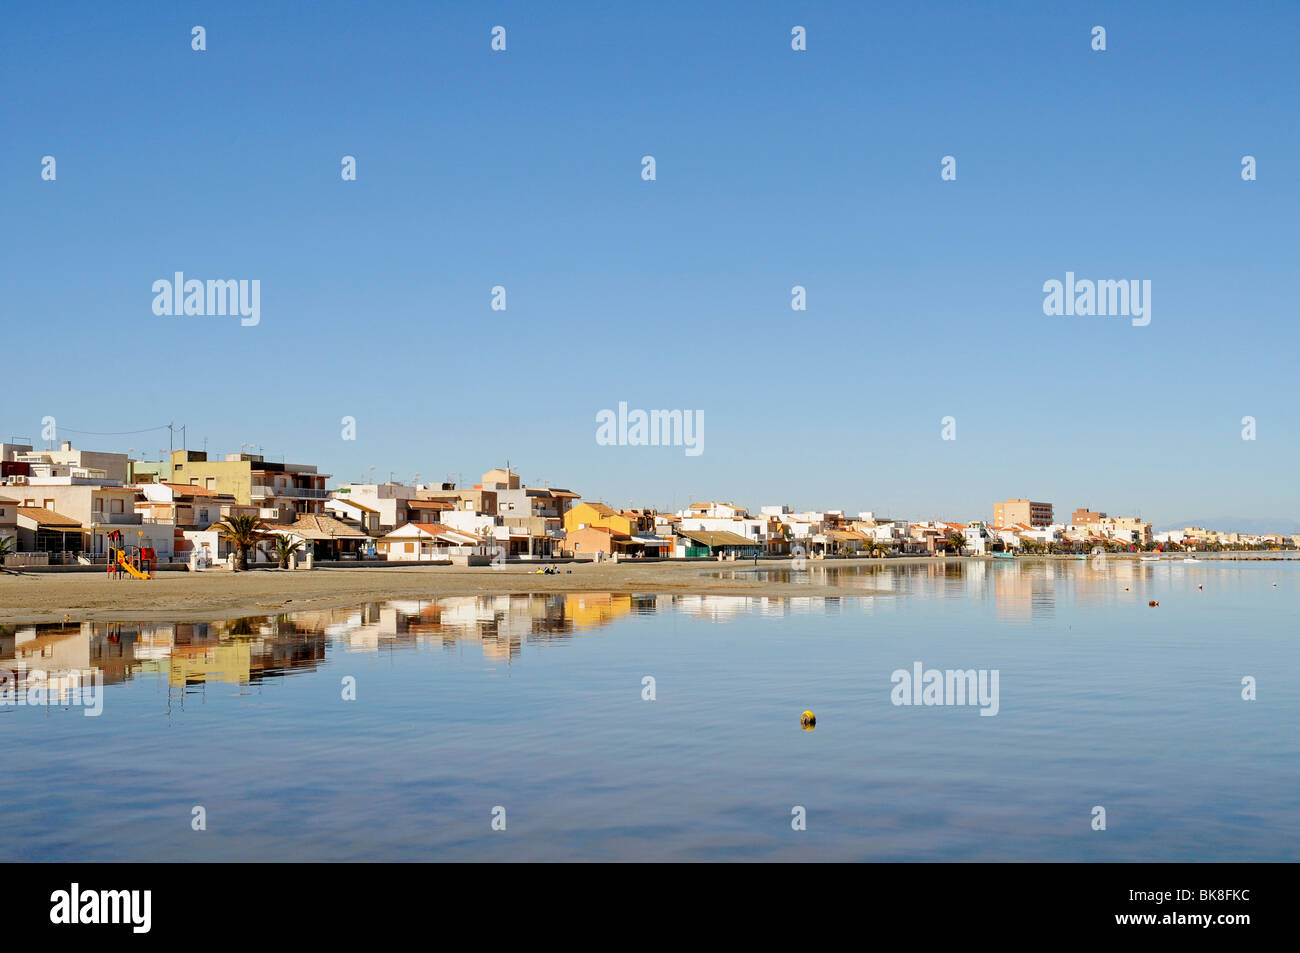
[1139,556,1160,562]
[1183,557,1199,563]
[992,552,1015,560]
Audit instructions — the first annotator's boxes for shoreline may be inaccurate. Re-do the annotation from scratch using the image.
[0,553,1292,625]
[0,558,894,624]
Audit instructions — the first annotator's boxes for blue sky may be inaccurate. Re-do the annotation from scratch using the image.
[3,1,1297,526]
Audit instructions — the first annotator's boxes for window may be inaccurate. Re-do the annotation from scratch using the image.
[404,542,414,553]
[206,478,215,489]
[111,499,124,514]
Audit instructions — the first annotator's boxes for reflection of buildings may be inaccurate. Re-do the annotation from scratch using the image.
[1,584,912,709]
[1,617,328,695]
[564,593,635,629]
[992,564,1057,622]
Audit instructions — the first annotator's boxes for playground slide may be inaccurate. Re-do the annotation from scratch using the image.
[116,554,152,580]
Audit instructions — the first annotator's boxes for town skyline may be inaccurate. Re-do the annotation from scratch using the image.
[3,437,1296,555]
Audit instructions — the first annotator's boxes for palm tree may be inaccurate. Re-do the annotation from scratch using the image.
[0,534,16,573]
[272,534,303,570]
[214,514,269,571]
[945,532,966,555]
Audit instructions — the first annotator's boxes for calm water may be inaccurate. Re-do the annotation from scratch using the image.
[2,559,1297,861]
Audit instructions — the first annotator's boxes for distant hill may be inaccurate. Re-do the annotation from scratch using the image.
[1159,517,1300,536]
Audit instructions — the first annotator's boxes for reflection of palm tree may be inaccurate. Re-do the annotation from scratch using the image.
[228,617,255,636]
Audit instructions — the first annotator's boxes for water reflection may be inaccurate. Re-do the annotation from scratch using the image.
[713,556,1265,620]
[2,560,1295,862]
[0,560,1282,712]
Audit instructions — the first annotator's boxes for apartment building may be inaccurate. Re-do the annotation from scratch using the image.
[3,465,173,556]
[15,441,132,483]
[332,482,419,530]
[683,501,751,520]
[168,450,330,521]
[135,482,250,528]
[994,498,1054,528]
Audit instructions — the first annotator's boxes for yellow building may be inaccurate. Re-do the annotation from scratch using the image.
[564,501,653,536]
[168,450,330,520]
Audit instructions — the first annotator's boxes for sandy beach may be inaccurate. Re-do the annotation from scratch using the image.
[0,558,909,624]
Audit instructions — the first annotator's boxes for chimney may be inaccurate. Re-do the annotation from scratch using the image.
[61,440,72,451]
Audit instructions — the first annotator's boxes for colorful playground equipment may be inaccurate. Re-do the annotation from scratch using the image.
[106,529,155,580]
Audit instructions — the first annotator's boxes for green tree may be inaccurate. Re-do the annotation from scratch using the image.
[271,534,303,569]
[214,514,269,571]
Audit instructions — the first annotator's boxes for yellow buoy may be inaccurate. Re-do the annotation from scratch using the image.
[800,710,816,730]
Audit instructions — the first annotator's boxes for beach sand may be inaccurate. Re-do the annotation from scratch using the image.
[0,559,910,624]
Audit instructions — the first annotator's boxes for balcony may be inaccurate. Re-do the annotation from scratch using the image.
[250,485,328,500]
[89,512,142,525]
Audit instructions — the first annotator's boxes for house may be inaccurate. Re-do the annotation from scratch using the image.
[496,485,580,557]
[682,501,751,520]
[763,516,793,555]
[331,482,419,531]
[0,495,17,550]
[673,529,762,559]
[3,466,173,557]
[824,528,871,555]
[377,523,492,563]
[405,498,455,524]
[562,502,668,558]
[14,441,131,483]
[962,521,994,555]
[15,506,84,554]
[135,482,248,528]
[413,483,499,519]
[907,522,950,554]
[989,526,1023,550]
[564,525,629,558]
[325,497,382,535]
[498,486,580,521]
[564,524,669,559]
[265,514,371,560]
[566,502,651,536]
[677,513,766,547]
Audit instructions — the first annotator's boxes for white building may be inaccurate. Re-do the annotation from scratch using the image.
[331,482,418,531]
[378,523,492,563]
[677,516,767,546]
